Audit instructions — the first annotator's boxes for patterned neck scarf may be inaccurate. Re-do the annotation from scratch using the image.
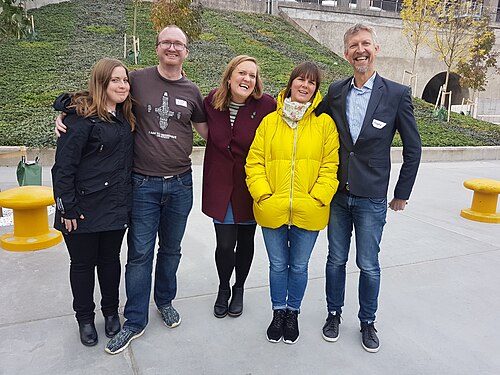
[282,97,311,129]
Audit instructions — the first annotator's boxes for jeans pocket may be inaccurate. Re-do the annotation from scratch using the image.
[368,197,386,205]
[131,174,146,188]
[177,172,193,189]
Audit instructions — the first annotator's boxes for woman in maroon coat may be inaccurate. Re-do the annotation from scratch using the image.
[202,55,276,318]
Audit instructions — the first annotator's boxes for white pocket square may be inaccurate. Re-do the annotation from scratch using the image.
[372,119,386,129]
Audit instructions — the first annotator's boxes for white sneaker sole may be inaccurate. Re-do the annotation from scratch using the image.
[283,336,299,345]
[104,330,144,355]
[361,340,380,353]
[266,334,282,343]
[163,317,181,329]
[322,331,339,342]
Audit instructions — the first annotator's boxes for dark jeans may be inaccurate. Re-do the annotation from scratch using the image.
[326,191,387,322]
[124,171,193,332]
[214,223,256,290]
[64,229,125,323]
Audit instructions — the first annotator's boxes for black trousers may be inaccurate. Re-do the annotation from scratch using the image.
[214,224,256,290]
[63,229,126,323]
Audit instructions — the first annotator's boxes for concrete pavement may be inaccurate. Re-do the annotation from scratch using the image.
[0,160,499,375]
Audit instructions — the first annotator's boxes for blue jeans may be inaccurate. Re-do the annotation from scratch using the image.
[326,191,387,322]
[262,225,319,312]
[123,171,193,332]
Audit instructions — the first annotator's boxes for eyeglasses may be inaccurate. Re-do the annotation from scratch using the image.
[157,41,187,51]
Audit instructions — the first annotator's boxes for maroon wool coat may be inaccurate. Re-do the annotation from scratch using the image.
[202,89,276,223]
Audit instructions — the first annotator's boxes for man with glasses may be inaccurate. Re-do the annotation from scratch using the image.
[103,25,208,354]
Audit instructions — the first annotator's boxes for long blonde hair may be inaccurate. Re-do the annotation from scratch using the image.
[70,58,136,130]
[212,55,264,111]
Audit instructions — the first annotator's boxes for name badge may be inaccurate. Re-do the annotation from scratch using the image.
[372,119,386,129]
[176,99,187,107]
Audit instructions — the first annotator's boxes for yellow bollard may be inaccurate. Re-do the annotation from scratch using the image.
[0,186,62,251]
[460,178,500,224]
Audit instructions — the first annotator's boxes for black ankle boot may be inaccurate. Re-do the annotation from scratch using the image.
[213,288,231,318]
[78,321,98,347]
[104,314,121,338]
[228,286,244,317]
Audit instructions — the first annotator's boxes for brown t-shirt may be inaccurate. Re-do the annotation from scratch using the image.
[130,67,206,176]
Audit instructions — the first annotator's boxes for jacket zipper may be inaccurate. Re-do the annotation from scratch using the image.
[288,125,298,228]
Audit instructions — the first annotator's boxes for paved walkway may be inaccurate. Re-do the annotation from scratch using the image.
[1,160,499,375]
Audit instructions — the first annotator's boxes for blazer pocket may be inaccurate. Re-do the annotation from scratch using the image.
[368,158,390,168]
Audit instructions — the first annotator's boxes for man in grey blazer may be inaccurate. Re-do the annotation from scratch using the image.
[316,24,422,353]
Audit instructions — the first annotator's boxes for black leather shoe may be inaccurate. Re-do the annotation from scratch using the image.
[104,315,121,338]
[213,288,231,318]
[78,322,98,347]
[228,286,243,317]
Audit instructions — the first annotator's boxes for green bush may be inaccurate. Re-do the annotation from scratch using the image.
[0,0,498,148]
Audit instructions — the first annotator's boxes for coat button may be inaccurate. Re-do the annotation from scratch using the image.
[349,152,354,156]
[104,182,109,186]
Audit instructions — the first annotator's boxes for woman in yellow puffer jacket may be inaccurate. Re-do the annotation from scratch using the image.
[245,62,340,345]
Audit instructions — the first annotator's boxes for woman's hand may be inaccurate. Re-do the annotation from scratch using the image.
[61,214,85,232]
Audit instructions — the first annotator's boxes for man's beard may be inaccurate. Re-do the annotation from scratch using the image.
[354,65,369,74]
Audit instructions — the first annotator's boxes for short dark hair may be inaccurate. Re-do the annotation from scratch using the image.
[283,61,321,102]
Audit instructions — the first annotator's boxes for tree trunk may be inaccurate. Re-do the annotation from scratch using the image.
[411,47,418,74]
[133,3,138,37]
[441,68,451,107]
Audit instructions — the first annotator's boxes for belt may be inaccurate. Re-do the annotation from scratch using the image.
[132,168,191,181]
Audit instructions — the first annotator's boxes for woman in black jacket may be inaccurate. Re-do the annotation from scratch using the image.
[51,58,135,347]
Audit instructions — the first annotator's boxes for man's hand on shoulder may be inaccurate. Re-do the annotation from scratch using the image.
[54,112,68,137]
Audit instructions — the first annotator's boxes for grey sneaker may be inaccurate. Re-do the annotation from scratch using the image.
[158,305,181,328]
[104,327,144,355]
[322,312,341,342]
[361,322,380,353]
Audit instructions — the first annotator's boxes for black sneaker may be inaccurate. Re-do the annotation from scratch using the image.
[322,312,341,342]
[266,309,286,343]
[104,327,144,355]
[157,304,181,328]
[360,322,380,353]
[283,309,299,344]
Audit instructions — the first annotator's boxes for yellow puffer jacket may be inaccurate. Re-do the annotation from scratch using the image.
[245,89,340,231]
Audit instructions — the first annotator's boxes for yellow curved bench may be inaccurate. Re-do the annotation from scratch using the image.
[0,186,62,251]
[460,178,500,224]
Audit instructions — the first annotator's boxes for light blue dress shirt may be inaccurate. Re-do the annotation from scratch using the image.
[346,72,377,144]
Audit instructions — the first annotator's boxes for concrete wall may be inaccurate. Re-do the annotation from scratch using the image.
[193,0,269,13]
[24,0,68,10]
[277,2,500,103]
[25,0,268,13]
[1,146,499,167]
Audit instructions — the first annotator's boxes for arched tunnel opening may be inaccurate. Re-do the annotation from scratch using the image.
[422,72,469,107]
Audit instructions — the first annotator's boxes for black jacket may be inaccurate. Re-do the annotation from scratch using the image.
[51,94,134,234]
